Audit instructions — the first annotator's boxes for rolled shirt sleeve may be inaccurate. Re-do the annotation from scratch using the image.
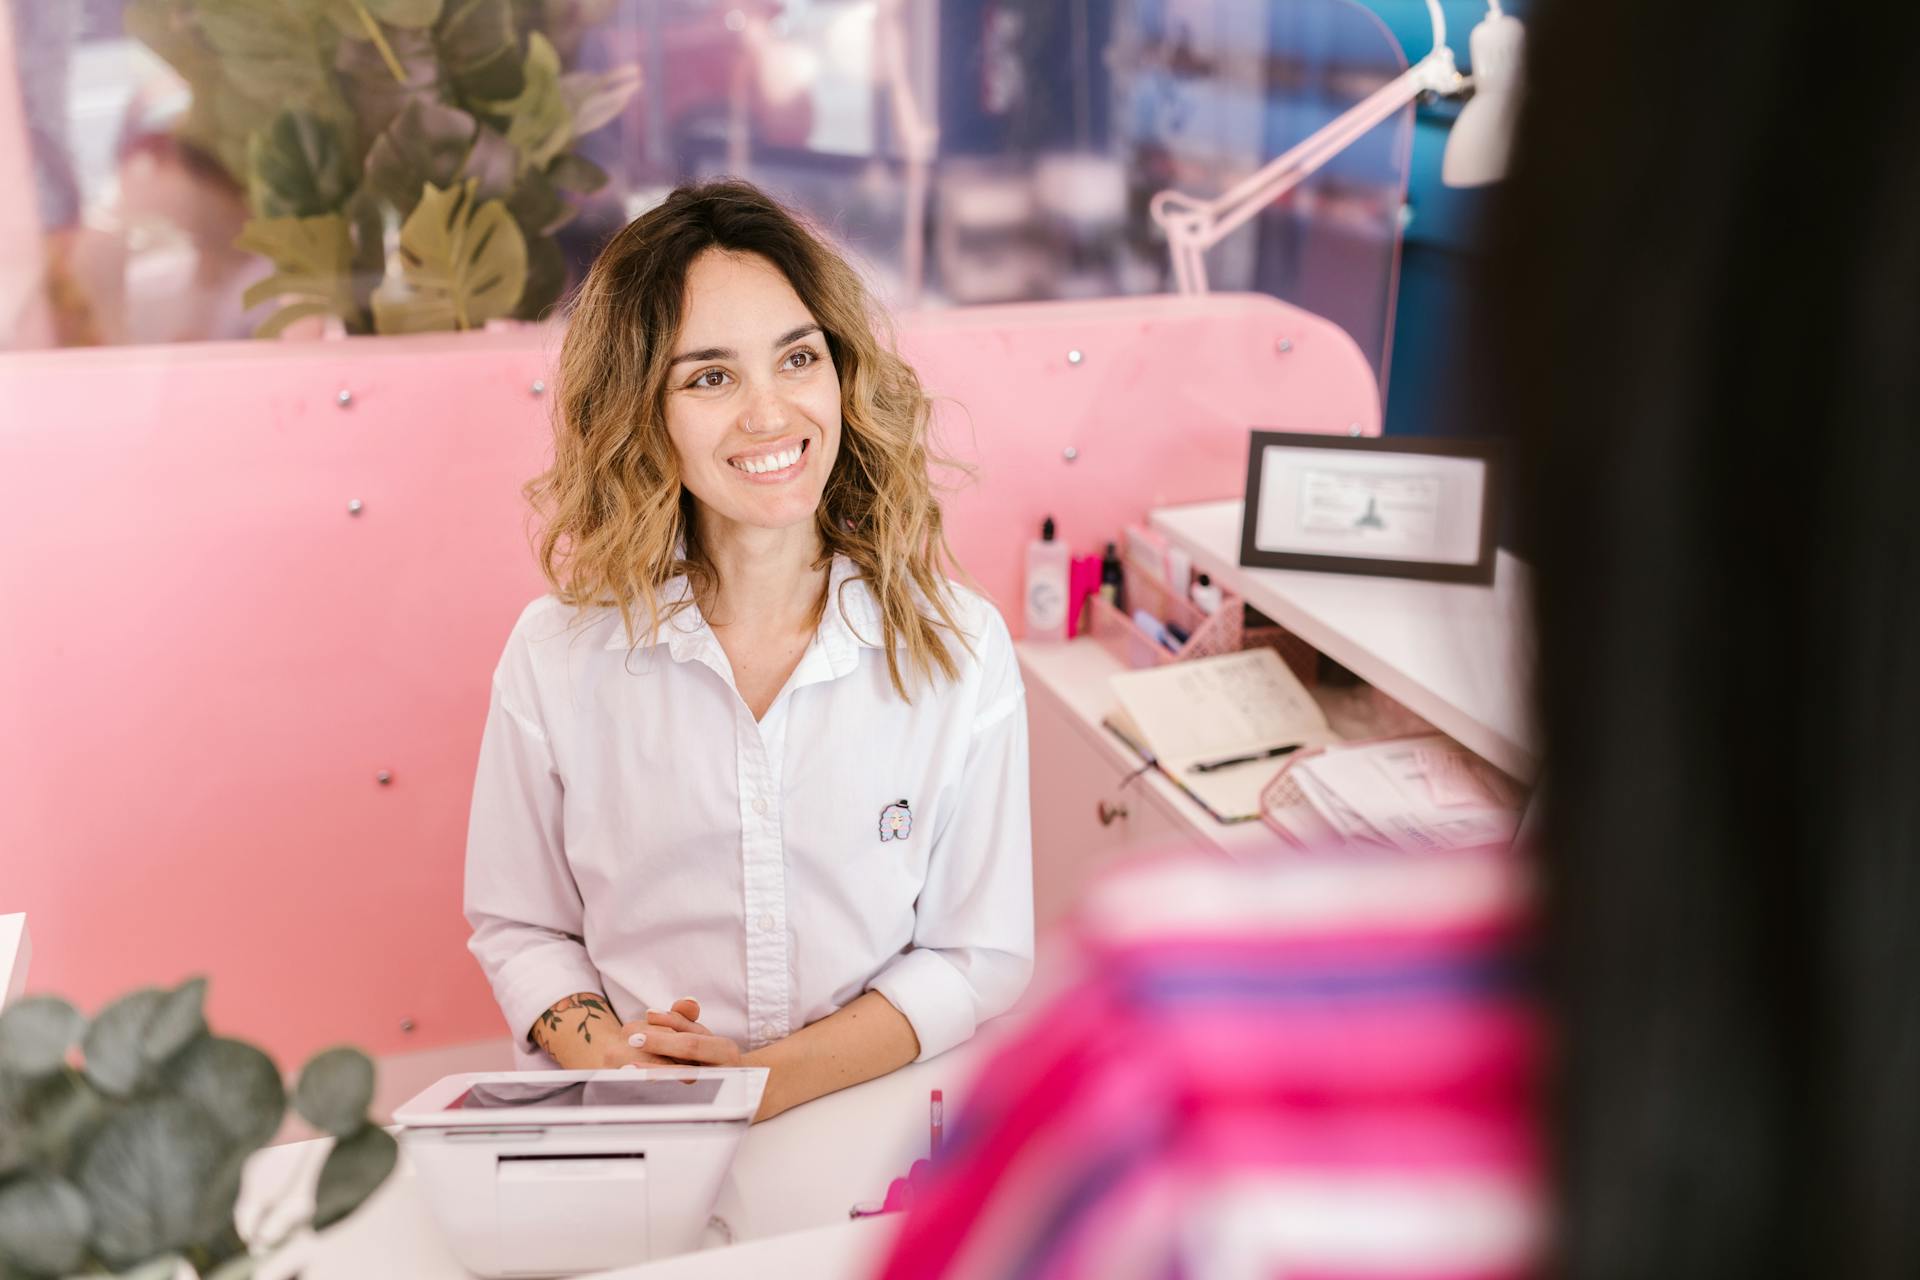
[867,609,1035,1060]
[464,652,604,1049]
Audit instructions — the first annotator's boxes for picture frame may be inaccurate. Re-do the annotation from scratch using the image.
[1238,431,1502,584]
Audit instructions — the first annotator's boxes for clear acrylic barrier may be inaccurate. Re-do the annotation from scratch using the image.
[2,0,1410,379]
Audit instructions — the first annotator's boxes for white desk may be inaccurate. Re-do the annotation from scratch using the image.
[1150,500,1537,781]
[245,1034,992,1279]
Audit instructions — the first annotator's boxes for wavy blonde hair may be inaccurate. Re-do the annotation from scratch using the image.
[526,180,968,699]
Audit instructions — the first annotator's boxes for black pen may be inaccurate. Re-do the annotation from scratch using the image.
[1188,743,1304,774]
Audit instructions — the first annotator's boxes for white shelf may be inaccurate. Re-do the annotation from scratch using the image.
[1150,500,1537,781]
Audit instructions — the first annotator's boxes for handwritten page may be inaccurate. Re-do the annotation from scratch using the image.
[1109,650,1334,821]
[1110,649,1332,766]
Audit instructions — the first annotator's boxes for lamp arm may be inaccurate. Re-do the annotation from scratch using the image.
[1149,51,1459,279]
[1149,0,1474,294]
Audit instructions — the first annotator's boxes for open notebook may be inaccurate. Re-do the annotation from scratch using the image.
[1104,649,1335,823]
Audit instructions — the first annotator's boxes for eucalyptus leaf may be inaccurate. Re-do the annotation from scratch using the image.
[0,996,84,1078]
[547,151,607,195]
[76,1097,230,1268]
[291,1047,375,1138]
[191,1149,250,1251]
[363,98,479,217]
[436,0,522,101]
[19,1069,111,1176]
[164,1037,286,1151]
[312,1125,398,1230]
[480,31,571,170]
[248,112,358,218]
[373,179,527,333]
[196,0,342,119]
[81,979,207,1097]
[0,1173,90,1276]
[558,62,641,139]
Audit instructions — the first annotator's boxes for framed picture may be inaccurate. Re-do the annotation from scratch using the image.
[1239,431,1502,584]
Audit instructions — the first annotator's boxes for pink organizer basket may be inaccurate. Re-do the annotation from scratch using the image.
[1087,552,1242,669]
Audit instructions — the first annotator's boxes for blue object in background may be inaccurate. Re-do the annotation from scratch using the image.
[1353,0,1530,438]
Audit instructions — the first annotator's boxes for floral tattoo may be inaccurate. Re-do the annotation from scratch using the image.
[532,993,615,1049]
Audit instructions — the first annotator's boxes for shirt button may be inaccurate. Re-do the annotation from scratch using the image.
[751,797,768,816]
[758,1023,777,1041]
[757,913,777,934]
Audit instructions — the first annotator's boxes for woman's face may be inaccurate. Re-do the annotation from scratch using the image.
[663,248,843,539]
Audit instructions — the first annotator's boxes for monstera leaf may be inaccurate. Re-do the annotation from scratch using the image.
[547,150,608,195]
[479,31,572,170]
[559,61,641,137]
[248,111,358,218]
[195,0,342,119]
[373,178,526,332]
[437,0,523,101]
[325,0,444,31]
[335,20,444,156]
[363,98,479,215]
[238,213,363,336]
[518,233,567,321]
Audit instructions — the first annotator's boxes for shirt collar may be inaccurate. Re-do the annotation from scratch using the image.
[604,554,886,676]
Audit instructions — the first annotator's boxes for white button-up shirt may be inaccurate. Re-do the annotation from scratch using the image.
[464,556,1033,1067]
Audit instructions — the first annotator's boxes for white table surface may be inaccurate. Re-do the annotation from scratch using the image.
[1150,500,1537,780]
[244,1033,993,1279]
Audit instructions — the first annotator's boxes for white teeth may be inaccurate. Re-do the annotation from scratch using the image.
[732,444,802,475]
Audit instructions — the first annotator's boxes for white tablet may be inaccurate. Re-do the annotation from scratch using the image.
[394,1068,767,1127]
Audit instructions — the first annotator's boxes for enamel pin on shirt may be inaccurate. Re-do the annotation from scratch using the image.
[879,799,912,842]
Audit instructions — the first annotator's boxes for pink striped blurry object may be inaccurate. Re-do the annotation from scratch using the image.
[876,845,1542,1280]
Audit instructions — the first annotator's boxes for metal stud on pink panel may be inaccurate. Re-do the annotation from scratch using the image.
[0,293,1376,1067]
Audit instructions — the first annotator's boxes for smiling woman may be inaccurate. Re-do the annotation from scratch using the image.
[463,181,1034,1123]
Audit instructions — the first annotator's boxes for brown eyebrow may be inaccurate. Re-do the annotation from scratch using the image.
[668,324,823,369]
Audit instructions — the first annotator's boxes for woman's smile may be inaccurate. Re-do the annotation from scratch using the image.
[726,436,811,482]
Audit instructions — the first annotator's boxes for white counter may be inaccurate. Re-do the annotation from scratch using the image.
[245,1034,993,1279]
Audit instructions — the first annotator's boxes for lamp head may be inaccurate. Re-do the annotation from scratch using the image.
[1442,9,1526,188]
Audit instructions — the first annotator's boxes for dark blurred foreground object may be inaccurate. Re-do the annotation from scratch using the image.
[1486,2,1920,1277]
[0,978,392,1279]
[877,847,1540,1279]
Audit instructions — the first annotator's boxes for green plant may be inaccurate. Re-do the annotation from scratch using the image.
[126,0,639,336]
[0,979,393,1279]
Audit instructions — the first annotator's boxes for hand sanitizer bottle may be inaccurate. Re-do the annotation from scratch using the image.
[1025,516,1070,641]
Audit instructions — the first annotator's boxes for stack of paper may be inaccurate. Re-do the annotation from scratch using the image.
[1261,735,1524,854]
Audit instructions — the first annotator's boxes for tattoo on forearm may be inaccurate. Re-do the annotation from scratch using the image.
[532,993,615,1050]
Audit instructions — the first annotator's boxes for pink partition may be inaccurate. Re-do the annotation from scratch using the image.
[0,293,1376,1065]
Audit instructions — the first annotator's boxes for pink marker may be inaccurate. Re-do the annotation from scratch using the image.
[929,1089,944,1160]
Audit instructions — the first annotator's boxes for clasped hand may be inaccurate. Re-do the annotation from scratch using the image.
[607,997,744,1068]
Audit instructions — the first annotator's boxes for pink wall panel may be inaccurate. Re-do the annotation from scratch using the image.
[0,293,1376,1066]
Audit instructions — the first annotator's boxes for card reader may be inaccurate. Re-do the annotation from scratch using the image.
[394,1067,768,1278]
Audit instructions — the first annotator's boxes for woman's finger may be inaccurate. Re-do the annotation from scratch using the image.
[636,1029,740,1065]
[646,1008,709,1035]
[671,997,701,1023]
